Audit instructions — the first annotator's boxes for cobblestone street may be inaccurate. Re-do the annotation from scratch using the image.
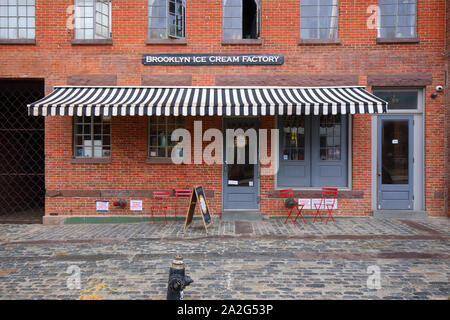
[0,218,449,300]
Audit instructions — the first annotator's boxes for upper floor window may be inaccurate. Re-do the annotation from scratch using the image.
[223,0,260,40]
[74,0,112,40]
[300,0,339,40]
[378,0,416,38]
[148,0,186,39]
[74,116,111,158]
[0,0,35,40]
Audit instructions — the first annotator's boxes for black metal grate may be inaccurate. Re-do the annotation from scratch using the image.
[0,79,45,221]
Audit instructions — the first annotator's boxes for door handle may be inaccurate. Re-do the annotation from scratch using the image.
[378,172,381,177]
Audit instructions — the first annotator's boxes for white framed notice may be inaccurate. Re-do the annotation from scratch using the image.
[297,198,311,209]
[96,200,109,212]
[312,198,337,210]
[130,200,143,211]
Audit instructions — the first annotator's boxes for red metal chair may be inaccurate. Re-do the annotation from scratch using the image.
[174,189,192,223]
[151,191,170,224]
[279,189,306,225]
[313,188,338,224]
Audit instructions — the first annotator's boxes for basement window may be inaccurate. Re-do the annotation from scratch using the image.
[223,0,260,40]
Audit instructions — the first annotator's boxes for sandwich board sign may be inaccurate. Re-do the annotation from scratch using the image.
[184,186,212,233]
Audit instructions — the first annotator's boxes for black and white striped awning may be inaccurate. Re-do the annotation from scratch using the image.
[28,86,388,116]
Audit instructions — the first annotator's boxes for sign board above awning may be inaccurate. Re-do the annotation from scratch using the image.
[28,86,388,116]
[142,54,284,65]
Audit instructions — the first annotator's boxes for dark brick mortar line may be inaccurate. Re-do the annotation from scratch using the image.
[399,219,444,235]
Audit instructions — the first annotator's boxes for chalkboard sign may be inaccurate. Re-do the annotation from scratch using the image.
[184,186,212,233]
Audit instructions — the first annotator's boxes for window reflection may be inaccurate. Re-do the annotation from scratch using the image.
[319,115,341,161]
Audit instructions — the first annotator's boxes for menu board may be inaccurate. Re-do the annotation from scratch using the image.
[184,186,212,233]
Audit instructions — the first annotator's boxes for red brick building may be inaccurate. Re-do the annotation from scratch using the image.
[0,0,448,223]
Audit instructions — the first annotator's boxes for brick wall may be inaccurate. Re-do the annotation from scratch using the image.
[446,0,450,216]
[0,0,448,217]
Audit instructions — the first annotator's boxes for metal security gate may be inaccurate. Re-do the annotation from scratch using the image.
[0,79,45,223]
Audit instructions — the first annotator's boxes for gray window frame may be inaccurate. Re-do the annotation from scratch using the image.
[148,116,185,159]
[0,0,35,40]
[373,87,423,114]
[74,0,112,40]
[73,115,111,159]
[276,115,351,189]
[148,0,186,40]
[222,0,261,40]
[300,0,339,40]
[377,0,417,38]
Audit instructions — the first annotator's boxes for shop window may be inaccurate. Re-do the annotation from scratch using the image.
[0,0,35,40]
[278,115,348,188]
[148,0,185,39]
[148,116,185,158]
[373,89,418,111]
[74,0,112,40]
[223,0,260,40]
[378,0,416,38]
[74,116,111,158]
[300,0,339,39]
[319,115,341,161]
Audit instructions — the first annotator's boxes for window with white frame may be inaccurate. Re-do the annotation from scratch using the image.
[378,0,416,38]
[300,0,339,39]
[223,0,260,40]
[148,0,185,39]
[74,0,112,40]
[74,116,111,158]
[0,0,35,40]
[148,116,185,158]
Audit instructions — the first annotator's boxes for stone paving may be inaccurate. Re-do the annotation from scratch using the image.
[0,218,449,300]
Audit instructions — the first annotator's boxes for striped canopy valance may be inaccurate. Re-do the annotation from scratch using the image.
[28,86,388,116]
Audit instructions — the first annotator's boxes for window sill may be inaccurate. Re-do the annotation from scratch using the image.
[298,38,341,45]
[146,158,175,164]
[221,38,263,45]
[146,38,187,45]
[376,37,420,44]
[71,158,111,164]
[0,39,35,45]
[70,39,113,45]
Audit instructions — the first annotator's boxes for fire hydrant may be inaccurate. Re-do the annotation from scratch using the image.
[167,254,193,300]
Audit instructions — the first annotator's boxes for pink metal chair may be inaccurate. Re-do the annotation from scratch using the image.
[174,189,192,222]
[151,191,170,224]
[313,188,338,224]
[279,189,306,225]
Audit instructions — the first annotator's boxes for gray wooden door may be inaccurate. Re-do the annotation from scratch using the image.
[222,118,259,211]
[377,115,414,210]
